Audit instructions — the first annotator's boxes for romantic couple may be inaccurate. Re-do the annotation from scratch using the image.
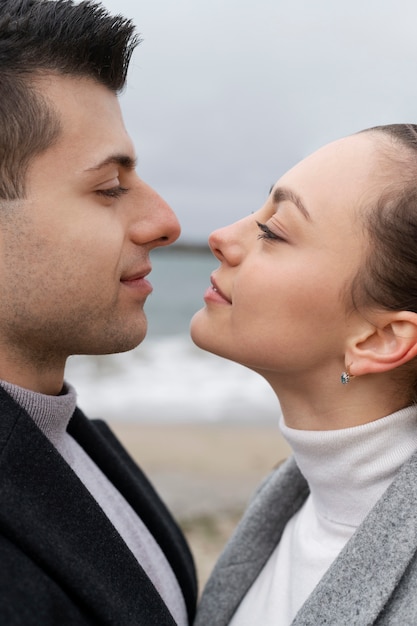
[2,1,417,625]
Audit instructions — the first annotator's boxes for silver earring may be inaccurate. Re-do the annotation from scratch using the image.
[340,371,351,384]
[340,365,355,385]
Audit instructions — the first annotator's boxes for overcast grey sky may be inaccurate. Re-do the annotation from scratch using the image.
[101,0,417,242]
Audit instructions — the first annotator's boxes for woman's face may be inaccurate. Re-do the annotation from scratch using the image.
[191,133,385,386]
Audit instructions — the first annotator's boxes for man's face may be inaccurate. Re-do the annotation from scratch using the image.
[0,75,180,370]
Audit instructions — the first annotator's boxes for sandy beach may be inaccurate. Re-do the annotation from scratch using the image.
[109,421,291,590]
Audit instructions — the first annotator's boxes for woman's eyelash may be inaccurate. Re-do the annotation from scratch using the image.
[256,220,282,241]
[96,186,129,199]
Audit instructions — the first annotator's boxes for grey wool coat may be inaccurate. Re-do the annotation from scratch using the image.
[195,450,417,625]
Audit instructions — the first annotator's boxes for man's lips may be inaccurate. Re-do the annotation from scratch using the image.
[121,266,152,282]
[120,267,153,294]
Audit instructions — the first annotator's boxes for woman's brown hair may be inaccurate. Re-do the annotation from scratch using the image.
[352,124,417,314]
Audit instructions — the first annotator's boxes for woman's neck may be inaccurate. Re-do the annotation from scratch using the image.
[264,368,412,430]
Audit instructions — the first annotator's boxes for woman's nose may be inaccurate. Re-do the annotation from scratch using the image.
[208,217,249,266]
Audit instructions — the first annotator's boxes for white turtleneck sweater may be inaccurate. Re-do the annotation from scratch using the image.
[230,405,417,626]
[0,380,187,626]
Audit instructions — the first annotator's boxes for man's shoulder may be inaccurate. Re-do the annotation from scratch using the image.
[0,532,95,625]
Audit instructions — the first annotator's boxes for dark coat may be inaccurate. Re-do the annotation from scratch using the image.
[0,386,197,625]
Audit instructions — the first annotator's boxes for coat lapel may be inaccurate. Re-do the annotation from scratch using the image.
[293,450,417,625]
[0,390,178,625]
[194,458,309,626]
[196,449,417,626]
[68,409,197,622]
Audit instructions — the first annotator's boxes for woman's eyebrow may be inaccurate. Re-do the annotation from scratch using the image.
[272,185,312,222]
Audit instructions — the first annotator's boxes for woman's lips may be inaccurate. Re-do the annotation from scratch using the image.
[204,276,232,304]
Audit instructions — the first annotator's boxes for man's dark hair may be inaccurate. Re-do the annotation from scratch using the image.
[0,0,139,198]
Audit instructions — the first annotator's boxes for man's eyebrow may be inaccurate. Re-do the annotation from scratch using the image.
[84,154,138,172]
[271,186,312,222]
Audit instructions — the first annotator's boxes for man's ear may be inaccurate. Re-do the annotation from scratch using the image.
[345,311,417,376]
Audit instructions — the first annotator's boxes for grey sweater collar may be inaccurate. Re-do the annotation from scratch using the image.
[0,379,77,448]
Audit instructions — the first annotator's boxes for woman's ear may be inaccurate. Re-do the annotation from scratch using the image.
[345,311,417,376]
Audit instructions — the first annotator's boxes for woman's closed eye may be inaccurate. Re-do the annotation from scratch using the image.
[256,221,285,242]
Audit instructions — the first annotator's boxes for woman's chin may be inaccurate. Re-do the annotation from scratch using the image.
[189,308,209,345]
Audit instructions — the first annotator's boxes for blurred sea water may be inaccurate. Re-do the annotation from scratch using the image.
[65,247,280,424]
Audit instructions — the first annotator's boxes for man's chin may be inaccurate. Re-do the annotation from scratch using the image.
[108,329,148,355]
[74,325,149,357]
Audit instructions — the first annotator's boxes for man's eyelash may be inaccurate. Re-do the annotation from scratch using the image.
[256,221,282,241]
[96,186,129,199]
